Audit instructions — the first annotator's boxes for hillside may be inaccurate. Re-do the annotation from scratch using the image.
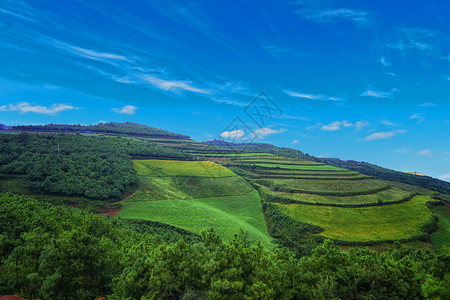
[5,122,191,139]
[0,124,449,299]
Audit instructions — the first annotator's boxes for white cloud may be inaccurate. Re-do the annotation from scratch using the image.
[317,153,331,158]
[394,147,410,153]
[439,174,450,181]
[219,129,245,140]
[140,75,210,95]
[252,127,286,139]
[212,98,247,107]
[380,56,390,67]
[321,120,353,131]
[112,105,138,115]
[410,114,425,123]
[284,89,344,101]
[39,35,131,63]
[299,8,369,24]
[355,121,369,131]
[417,149,432,156]
[361,88,398,98]
[364,129,405,141]
[382,120,398,126]
[0,102,78,115]
[418,102,435,107]
[292,139,299,144]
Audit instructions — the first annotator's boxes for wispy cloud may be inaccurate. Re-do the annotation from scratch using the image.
[298,8,369,24]
[0,102,78,115]
[307,120,367,132]
[394,147,410,153]
[321,120,353,131]
[139,75,210,94]
[439,174,450,181]
[417,149,432,156]
[292,139,299,144]
[380,56,390,67]
[382,120,399,126]
[409,114,425,123]
[252,127,287,139]
[417,102,435,107]
[212,98,248,107]
[364,129,405,141]
[38,35,131,63]
[112,105,138,115]
[0,8,34,22]
[284,89,344,101]
[361,88,399,98]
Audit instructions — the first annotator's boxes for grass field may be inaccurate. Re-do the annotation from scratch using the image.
[118,190,273,248]
[276,195,433,242]
[233,159,324,165]
[119,159,273,247]
[258,178,390,193]
[253,163,346,171]
[431,205,450,254]
[133,159,235,177]
[193,153,274,157]
[259,184,411,205]
[124,175,254,201]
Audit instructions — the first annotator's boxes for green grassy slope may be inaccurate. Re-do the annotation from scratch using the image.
[431,205,450,254]
[119,190,273,248]
[133,159,235,177]
[276,195,433,242]
[118,160,273,248]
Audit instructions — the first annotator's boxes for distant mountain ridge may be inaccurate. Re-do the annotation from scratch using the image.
[6,122,190,139]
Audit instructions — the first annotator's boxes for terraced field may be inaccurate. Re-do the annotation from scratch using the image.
[225,157,439,245]
[118,159,273,248]
[257,184,412,206]
[133,159,235,177]
[276,195,433,242]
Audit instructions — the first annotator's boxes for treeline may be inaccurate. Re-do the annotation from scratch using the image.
[315,158,450,195]
[11,122,190,139]
[0,133,192,200]
[0,193,448,300]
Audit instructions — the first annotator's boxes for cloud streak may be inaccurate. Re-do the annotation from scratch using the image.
[298,8,369,24]
[0,102,78,115]
[361,88,398,98]
[364,129,405,141]
[284,89,344,101]
[112,105,138,115]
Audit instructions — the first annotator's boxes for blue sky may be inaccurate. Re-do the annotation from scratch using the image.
[0,0,449,181]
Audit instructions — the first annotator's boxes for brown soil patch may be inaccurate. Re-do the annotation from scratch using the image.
[99,204,122,217]
[0,296,39,300]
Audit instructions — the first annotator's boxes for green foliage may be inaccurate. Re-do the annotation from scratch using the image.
[431,205,450,254]
[1,193,449,299]
[0,133,192,201]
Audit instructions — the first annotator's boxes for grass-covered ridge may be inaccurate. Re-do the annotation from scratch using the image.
[277,195,434,242]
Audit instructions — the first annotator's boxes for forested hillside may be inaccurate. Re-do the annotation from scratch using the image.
[0,133,192,200]
[1,193,448,300]
[9,122,190,139]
